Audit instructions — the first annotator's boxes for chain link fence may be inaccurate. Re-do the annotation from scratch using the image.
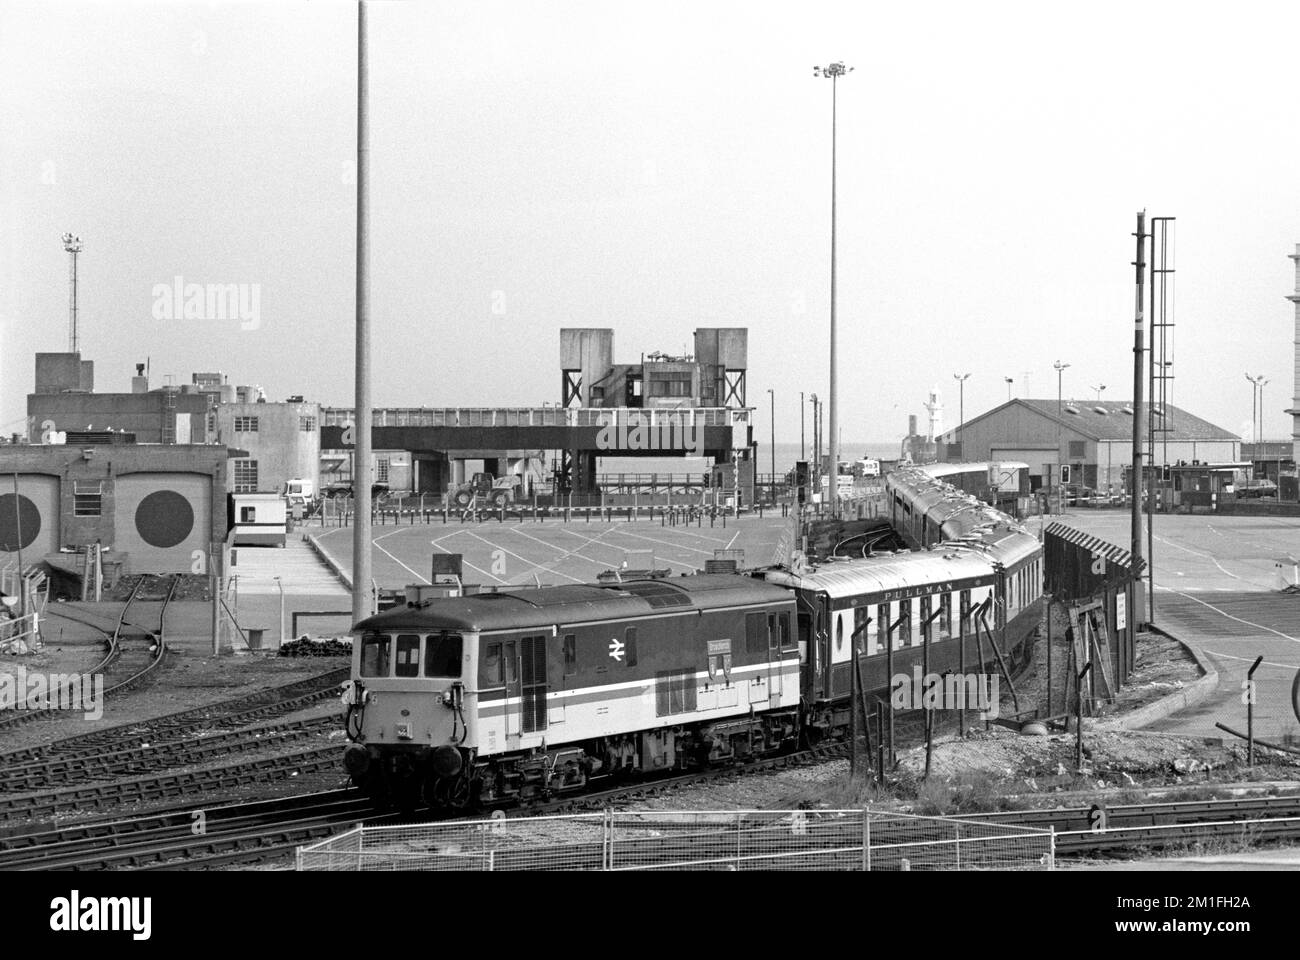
[297,809,1054,872]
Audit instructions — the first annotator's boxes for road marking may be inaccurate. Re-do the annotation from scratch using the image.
[602,526,718,557]
[459,529,586,584]
[504,525,626,574]
[555,526,698,572]
[1160,589,1300,644]
[1205,650,1300,670]
[426,535,505,585]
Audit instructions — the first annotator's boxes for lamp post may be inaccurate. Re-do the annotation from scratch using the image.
[952,373,970,459]
[800,391,806,461]
[1054,360,1070,505]
[814,61,852,517]
[1093,384,1106,401]
[1004,377,1013,402]
[767,388,775,500]
[1246,374,1265,448]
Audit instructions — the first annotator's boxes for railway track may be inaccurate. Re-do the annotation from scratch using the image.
[0,789,381,871]
[0,745,344,823]
[0,575,175,733]
[965,793,1300,857]
[0,715,339,792]
[0,666,349,765]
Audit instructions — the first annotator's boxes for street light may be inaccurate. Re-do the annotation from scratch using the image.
[1004,377,1014,402]
[800,391,806,461]
[1054,360,1071,414]
[767,388,775,499]
[814,60,853,516]
[1092,384,1106,401]
[953,373,970,459]
[1246,374,1266,447]
[1054,360,1070,503]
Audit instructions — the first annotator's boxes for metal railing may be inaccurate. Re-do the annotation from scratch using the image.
[321,406,750,429]
[297,809,1054,872]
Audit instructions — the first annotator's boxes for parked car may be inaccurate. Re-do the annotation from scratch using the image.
[1236,479,1278,499]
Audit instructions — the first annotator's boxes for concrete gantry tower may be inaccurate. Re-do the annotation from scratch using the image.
[1289,244,1300,466]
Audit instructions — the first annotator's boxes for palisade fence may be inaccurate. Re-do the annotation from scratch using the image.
[297,809,1054,872]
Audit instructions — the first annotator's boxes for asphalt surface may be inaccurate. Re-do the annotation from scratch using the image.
[1056,510,1300,741]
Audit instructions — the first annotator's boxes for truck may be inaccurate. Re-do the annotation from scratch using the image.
[450,472,520,509]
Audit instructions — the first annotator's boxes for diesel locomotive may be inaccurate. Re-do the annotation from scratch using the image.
[341,463,1044,810]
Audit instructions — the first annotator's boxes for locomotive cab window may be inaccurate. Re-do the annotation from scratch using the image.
[395,634,421,678]
[424,632,463,678]
[360,633,391,678]
[481,643,502,686]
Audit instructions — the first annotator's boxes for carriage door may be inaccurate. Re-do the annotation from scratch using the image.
[520,635,548,735]
[502,639,520,741]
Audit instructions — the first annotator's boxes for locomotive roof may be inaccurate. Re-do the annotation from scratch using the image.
[353,574,792,633]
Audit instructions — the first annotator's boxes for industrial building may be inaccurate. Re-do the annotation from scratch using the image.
[941,399,1241,495]
[213,398,321,495]
[321,327,754,498]
[0,442,230,580]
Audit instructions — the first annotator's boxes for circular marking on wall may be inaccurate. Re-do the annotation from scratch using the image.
[135,490,195,548]
[0,494,41,552]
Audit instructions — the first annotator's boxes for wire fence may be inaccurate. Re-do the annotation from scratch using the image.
[297,809,1055,872]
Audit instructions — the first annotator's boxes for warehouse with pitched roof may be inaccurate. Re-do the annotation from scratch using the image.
[939,399,1242,495]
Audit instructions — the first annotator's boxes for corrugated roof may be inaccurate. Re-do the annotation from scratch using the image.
[966,399,1240,442]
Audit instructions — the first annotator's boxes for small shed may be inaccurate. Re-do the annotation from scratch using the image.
[229,492,287,547]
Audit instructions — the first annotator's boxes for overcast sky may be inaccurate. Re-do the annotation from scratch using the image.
[3,0,1298,447]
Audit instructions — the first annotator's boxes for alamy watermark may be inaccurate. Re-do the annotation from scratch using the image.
[595,411,704,457]
[890,669,1000,720]
[0,666,103,721]
[152,275,261,330]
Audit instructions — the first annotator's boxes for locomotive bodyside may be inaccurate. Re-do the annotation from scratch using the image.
[344,576,799,808]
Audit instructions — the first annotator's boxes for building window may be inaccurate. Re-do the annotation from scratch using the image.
[73,481,102,517]
[233,460,259,492]
[647,372,692,398]
[234,416,259,432]
[300,416,317,432]
[376,458,390,484]
[240,506,257,523]
[1068,440,1086,459]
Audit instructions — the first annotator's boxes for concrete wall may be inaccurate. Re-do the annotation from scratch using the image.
[215,401,320,494]
[28,391,208,444]
[559,328,614,406]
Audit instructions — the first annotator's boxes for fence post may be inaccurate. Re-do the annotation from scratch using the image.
[862,813,871,871]
[954,822,961,870]
[603,807,613,870]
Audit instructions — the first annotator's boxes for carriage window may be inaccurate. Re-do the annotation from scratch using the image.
[877,604,889,652]
[836,614,844,652]
[939,594,952,640]
[624,627,638,667]
[424,632,463,678]
[395,634,421,677]
[897,601,912,646]
[778,613,794,650]
[360,633,391,677]
[563,634,577,676]
[481,643,502,686]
